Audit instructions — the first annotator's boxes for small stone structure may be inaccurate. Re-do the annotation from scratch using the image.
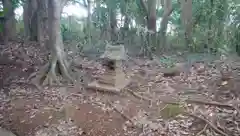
[88,44,129,93]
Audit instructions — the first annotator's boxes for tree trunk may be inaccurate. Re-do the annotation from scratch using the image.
[87,0,91,45]
[23,1,30,40]
[37,0,49,45]
[31,0,72,85]
[180,0,193,49]
[215,0,227,51]
[137,0,153,58]
[2,0,16,42]
[23,0,38,41]
[121,15,130,41]
[147,0,157,48]
[0,17,4,44]
[206,0,214,51]
[158,0,173,52]
[109,8,117,43]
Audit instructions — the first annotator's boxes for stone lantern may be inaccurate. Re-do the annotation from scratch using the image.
[88,44,129,93]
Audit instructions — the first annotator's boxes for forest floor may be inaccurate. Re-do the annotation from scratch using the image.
[0,42,240,136]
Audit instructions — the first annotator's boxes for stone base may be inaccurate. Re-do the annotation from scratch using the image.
[87,79,130,94]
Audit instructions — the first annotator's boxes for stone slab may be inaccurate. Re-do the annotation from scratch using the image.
[87,78,130,94]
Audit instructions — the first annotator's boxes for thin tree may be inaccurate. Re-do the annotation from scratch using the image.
[180,0,193,49]
[158,0,174,51]
[2,0,16,43]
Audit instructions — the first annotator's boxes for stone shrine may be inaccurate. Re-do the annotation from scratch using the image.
[88,44,129,93]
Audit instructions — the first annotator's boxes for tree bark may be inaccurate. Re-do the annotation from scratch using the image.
[86,0,92,45]
[23,0,38,41]
[147,0,157,53]
[215,0,227,51]
[206,0,214,51]
[28,0,71,85]
[37,0,72,84]
[109,8,117,43]
[28,0,72,85]
[37,0,49,45]
[147,0,156,33]
[121,15,130,41]
[180,0,193,49]
[158,0,173,52]
[2,0,16,42]
[137,0,154,58]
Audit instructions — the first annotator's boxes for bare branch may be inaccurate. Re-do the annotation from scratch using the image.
[186,113,229,136]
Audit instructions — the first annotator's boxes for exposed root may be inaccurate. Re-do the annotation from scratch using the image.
[29,55,74,86]
[27,64,49,82]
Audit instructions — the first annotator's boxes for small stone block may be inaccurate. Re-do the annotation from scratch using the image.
[87,79,130,94]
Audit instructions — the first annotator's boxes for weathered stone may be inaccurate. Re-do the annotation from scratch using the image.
[88,44,130,93]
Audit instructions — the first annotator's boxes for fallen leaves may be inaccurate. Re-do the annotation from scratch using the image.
[2,41,240,136]
[35,120,84,136]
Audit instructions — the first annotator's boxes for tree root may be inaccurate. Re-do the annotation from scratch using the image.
[185,112,229,136]
[28,55,74,86]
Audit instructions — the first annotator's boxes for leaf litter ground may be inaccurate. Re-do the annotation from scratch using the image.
[0,42,240,136]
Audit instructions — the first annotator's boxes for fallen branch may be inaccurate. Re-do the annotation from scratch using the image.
[159,95,239,112]
[186,112,229,136]
[196,124,208,136]
[127,89,239,113]
[185,99,234,109]
[126,89,152,102]
[107,101,135,125]
[184,99,240,114]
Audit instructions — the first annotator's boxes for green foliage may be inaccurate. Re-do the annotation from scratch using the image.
[65,0,240,57]
[169,1,181,26]
[0,10,4,17]
[92,6,108,28]
[0,24,3,32]
[12,0,240,56]
[60,16,85,42]
[12,0,22,9]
